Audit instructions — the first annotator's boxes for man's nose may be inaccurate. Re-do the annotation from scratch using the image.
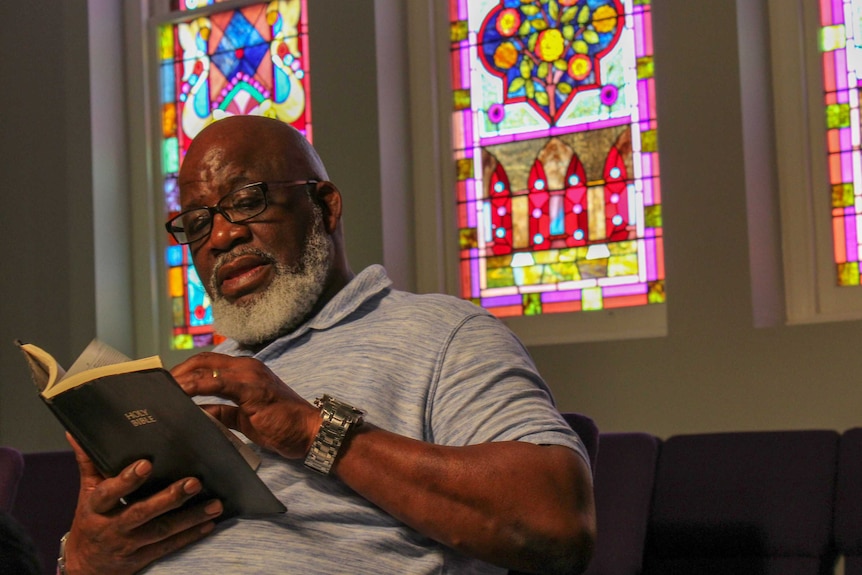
[208,211,251,249]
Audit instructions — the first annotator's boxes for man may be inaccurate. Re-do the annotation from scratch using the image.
[61,115,595,574]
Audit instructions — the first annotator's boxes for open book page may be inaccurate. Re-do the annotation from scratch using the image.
[44,356,163,399]
[16,341,66,393]
[64,339,134,380]
[18,338,162,399]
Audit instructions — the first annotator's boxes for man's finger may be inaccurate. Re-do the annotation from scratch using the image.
[67,432,107,489]
[87,459,154,515]
[200,403,240,430]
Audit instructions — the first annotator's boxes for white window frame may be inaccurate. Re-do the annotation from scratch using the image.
[405,0,667,345]
[771,0,862,324]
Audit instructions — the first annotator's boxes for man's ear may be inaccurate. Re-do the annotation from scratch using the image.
[313,181,342,234]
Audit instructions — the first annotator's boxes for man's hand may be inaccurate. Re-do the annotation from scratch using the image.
[64,434,223,575]
[171,352,321,459]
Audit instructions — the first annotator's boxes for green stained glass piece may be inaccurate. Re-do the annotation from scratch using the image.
[608,254,639,276]
[534,250,558,264]
[487,266,515,288]
[488,254,514,268]
[838,262,860,286]
[558,248,580,262]
[460,228,478,249]
[648,280,666,303]
[454,89,471,111]
[172,334,193,350]
[163,137,180,174]
[450,20,468,42]
[553,261,580,281]
[644,204,662,227]
[832,183,854,207]
[523,292,542,315]
[826,104,851,129]
[641,129,658,152]
[521,265,546,285]
[171,297,185,328]
[456,158,473,181]
[608,240,637,255]
[637,56,654,79]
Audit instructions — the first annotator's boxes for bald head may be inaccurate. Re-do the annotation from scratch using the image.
[180,115,329,190]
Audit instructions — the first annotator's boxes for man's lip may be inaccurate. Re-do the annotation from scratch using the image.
[216,255,273,298]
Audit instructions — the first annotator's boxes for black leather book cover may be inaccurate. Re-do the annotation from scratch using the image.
[43,368,286,520]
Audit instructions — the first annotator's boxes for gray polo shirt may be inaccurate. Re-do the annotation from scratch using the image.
[144,265,585,574]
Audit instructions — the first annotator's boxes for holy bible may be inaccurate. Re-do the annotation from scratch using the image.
[16,338,286,520]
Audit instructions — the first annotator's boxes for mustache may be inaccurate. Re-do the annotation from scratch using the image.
[209,247,277,292]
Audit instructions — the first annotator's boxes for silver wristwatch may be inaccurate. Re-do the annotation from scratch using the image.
[304,395,364,475]
[57,531,69,575]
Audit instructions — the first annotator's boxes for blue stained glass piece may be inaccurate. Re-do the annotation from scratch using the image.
[211,12,268,80]
[161,63,175,104]
[166,245,184,267]
[187,265,212,327]
[193,77,210,118]
[550,209,565,236]
[275,65,291,104]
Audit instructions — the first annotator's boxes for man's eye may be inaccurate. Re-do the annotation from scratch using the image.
[183,211,211,234]
[231,191,265,213]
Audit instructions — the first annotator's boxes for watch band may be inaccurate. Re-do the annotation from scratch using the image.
[304,395,364,475]
[57,531,69,575]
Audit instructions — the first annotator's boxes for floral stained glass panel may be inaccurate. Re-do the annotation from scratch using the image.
[159,0,311,350]
[449,0,664,317]
[820,0,862,287]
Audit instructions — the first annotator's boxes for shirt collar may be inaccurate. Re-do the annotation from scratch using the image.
[216,264,392,360]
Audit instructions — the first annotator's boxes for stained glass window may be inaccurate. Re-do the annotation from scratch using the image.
[819,0,862,287]
[448,0,664,317]
[159,0,311,350]
[173,0,228,11]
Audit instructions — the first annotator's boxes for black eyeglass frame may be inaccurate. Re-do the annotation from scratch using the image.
[165,179,319,245]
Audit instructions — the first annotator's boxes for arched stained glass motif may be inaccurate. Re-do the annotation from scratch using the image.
[819,0,862,287]
[159,0,311,350]
[449,0,664,317]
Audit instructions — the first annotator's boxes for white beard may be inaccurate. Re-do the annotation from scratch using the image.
[209,216,333,346]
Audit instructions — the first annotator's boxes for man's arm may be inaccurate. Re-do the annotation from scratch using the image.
[175,353,596,575]
[335,427,594,574]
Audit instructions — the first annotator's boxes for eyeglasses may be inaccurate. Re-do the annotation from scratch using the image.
[165,180,318,245]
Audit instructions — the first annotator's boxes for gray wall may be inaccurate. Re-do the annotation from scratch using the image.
[0,2,97,451]
[1,0,859,452]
